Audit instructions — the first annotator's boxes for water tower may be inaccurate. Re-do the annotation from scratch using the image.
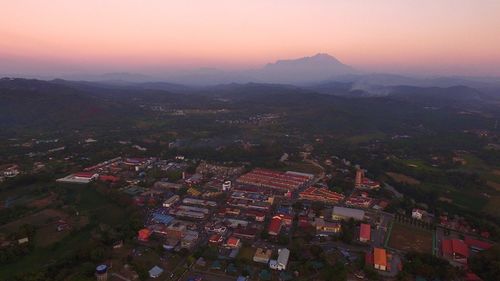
[95,264,108,281]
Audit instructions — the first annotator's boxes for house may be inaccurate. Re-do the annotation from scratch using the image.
[374,248,388,271]
[268,216,283,236]
[253,248,272,264]
[412,208,424,220]
[314,218,341,234]
[225,236,241,249]
[208,234,224,245]
[162,194,180,207]
[332,206,365,221]
[138,229,151,241]
[148,266,164,278]
[233,227,258,240]
[360,223,371,242]
[442,239,469,264]
[269,248,290,271]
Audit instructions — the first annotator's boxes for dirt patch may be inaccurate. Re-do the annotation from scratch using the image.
[388,222,433,254]
[487,181,500,191]
[386,172,420,185]
[439,197,453,203]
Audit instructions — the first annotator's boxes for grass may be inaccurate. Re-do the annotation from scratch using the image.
[387,222,433,254]
[483,196,500,218]
[236,246,256,262]
[450,192,488,212]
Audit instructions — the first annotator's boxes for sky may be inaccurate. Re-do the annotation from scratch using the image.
[1,0,500,77]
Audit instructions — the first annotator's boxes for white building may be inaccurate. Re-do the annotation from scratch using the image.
[148,266,163,278]
[332,206,365,221]
[269,248,290,271]
[162,195,180,207]
[222,180,232,191]
[412,208,424,220]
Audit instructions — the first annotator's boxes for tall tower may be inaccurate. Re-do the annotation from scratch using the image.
[95,264,108,281]
[355,169,364,188]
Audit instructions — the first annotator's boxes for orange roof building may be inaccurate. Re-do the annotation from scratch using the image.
[374,248,387,271]
[138,229,151,242]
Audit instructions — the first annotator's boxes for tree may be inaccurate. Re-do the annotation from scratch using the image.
[470,245,500,281]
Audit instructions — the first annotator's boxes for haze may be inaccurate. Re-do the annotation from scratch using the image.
[1,0,500,77]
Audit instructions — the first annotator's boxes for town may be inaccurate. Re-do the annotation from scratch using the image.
[1,147,496,281]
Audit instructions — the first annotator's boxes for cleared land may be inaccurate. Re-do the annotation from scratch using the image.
[386,172,420,185]
[388,222,433,254]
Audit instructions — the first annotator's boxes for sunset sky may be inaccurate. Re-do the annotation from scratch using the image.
[1,0,500,76]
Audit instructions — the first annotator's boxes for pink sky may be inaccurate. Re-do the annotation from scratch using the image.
[1,0,500,76]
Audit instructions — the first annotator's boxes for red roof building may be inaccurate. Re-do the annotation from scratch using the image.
[464,237,493,251]
[208,234,223,245]
[225,236,241,248]
[138,229,151,241]
[442,239,469,263]
[465,272,482,281]
[237,168,312,191]
[299,187,344,204]
[233,227,258,240]
[99,175,120,183]
[360,223,371,242]
[268,216,283,236]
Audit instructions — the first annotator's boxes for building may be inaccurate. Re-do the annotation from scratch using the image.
[95,264,108,281]
[237,168,313,192]
[412,208,424,220]
[345,195,373,208]
[56,172,99,184]
[442,239,469,264]
[299,186,344,204]
[314,218,341,234]
[162,194,180,207]
[360,223,371,242]
[269,248,290,271]
[355,168,380,189]
[208,234,224,245]
[332,206,365,221]
[355,169,364,188]
[152,213,174,225]
[222,180,232,191]
[253,248,272,264]
[233,227,258,240]
[268,216,283,236]
[464,237,493,252]
[374,248,388,271]
[182,197,217,207]
[138,229,151,241]
[225,236,241,249]
[148,266,164,278]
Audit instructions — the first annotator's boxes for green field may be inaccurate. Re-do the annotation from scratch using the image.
[0,183,130,279]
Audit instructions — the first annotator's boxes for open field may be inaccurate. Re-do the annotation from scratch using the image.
[386,172,420,185]
[0,208,68,232]
[483,196,500,218]
[237,246,256,262]
[387,222,433,254]
[0,184,130,279]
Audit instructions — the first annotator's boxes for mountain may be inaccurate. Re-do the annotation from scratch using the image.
[156,53,357,85]
[253,53,357,84]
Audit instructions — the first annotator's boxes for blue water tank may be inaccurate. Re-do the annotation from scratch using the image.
[96,264,108,274]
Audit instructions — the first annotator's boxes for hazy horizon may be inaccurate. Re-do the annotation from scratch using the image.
[2,0,500,78]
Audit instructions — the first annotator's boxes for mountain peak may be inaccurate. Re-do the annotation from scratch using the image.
[259,53,356,83]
